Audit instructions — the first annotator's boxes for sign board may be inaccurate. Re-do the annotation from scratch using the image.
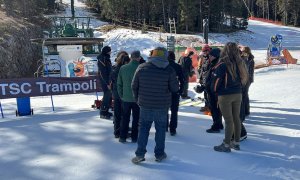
[0,76,102,99]
[167,36,175,51]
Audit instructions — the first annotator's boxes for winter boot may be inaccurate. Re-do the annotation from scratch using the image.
[155,153,167,162]
[214,143,231,152]
[170,129,177,136]
[107,111,113,117]
[206,127,220,133]
[119,138,126,143]
[199,106,209,112]
[181,95,191,99]
[230,141,240,150]
[240,123,247,141]
[131,156,145,164]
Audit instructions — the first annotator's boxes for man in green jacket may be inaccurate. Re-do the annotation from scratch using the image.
[117,50,141,143]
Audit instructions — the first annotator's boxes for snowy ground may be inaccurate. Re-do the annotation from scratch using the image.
[1,65,300,180]
[0,1,299,179]
[62,0,300,66]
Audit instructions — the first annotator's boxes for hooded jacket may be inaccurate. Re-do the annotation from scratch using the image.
[97,51,112,91]
[117,60,140,102]
[131,55,179,109]
[213,62,242,96]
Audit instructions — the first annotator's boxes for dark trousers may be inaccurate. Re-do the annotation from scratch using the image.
[167,93,180,132]
[240,90,246,122]
[100,88,112,115]
[241,121,247,137]
[240,83,251,137]
[204,90,209,107]
[208,92,223,129]
[182,75,189,97]
[240,83,251,121]
[120,101,140,140]
[113,97,122,136]
[244,83,251,115]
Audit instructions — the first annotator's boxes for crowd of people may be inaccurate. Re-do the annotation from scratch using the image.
[97,42,255,163]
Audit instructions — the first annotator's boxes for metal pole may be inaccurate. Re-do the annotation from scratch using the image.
[0,101,4,118]
[71,0,75,19]
[203,18,209,44]
[45,64,55,112]
[42,39,55,112]
[162,0,166,30]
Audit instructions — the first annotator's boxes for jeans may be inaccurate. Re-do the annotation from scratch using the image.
[120,102,140,140]
[135,107,168,158]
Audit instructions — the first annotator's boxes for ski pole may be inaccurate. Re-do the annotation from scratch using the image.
[0,101,4,118]
[96,92,99,100]
[45,63,55,112]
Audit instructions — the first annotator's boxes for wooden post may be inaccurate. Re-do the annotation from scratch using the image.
[159,27,161,40]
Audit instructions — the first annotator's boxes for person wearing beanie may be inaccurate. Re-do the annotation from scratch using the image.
[198,44,211,112]
[131,47,179,164]
[205,48,224,133]
[178,50,194,99]
[117,50,141,143]
[97,46,113,119]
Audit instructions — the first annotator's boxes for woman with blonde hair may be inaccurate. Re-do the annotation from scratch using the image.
[213,42,248,152]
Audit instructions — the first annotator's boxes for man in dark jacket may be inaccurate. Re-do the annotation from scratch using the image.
[131,47,179,164]
[205,48,224,133]
[97,46,112,119]
[167,51,184,136]
[179,51,194,99]
[198,44,211,112]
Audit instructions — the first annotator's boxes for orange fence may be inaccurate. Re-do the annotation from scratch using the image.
[249,16,282,26]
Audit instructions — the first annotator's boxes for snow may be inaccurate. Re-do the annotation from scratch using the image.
[98,21,300,66]
[0,1,300,179]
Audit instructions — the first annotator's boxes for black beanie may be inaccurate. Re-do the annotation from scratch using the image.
[209,48,221,59]
[101,46,111,55]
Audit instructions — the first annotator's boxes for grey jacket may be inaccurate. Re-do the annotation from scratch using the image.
[131,57,179,109]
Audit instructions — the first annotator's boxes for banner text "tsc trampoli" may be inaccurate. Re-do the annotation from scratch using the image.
[0,76,102,99]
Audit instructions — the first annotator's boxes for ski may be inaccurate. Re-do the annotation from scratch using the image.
[179,97,204,106]
[189,100,203,107]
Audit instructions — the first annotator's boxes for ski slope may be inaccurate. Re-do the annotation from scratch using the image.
[0,1,299,179]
